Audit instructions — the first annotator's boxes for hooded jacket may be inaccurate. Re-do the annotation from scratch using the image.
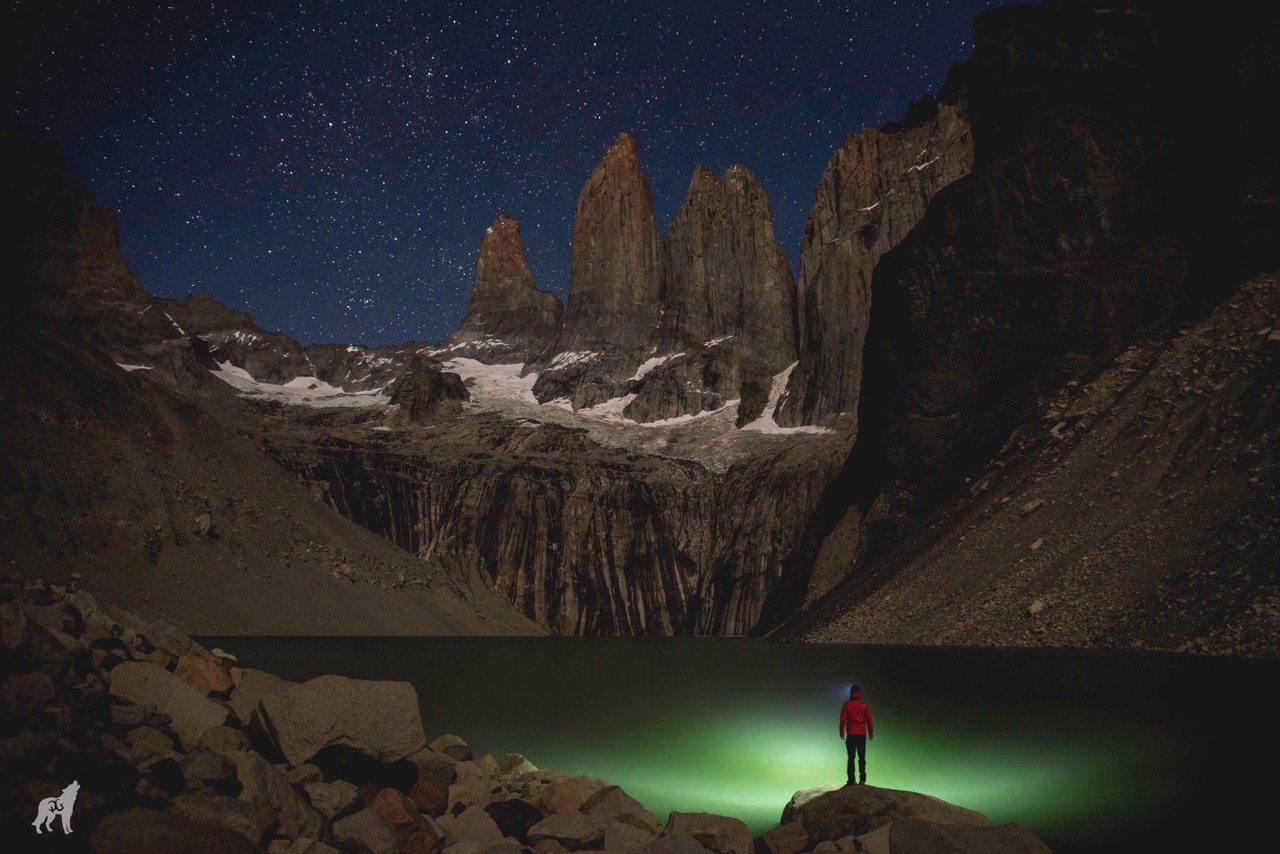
[839,691,874,738]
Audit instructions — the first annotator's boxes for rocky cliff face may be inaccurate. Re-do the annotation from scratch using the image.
[774,99,973,428]
[774,0,1280,639]
[265,416,849,636]
[532,133,664,408]
[657,165,796,365]
[623,165,798,425]
[7,133,150,316]
[388,364,469,424]
[444,213,563,362]
[848,0,1277,509]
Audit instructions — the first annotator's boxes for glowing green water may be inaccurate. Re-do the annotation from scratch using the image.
[211,637,1276,852]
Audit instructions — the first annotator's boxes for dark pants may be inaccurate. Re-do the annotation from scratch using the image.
[846,734,867,784]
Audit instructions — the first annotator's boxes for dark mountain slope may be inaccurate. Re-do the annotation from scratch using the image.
[777,274,1280,656]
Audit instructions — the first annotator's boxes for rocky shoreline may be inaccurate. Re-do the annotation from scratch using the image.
[1,577,1051,853]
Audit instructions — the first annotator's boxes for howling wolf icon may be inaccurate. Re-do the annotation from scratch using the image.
[32,780,79,834]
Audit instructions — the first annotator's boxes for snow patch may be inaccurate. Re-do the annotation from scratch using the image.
[629,352,683,382]
[642,399,740,428]
[739,362,834,435]
[430,336,509,356]
[578,393,639,422]
[211,362,388,408]
[704,335,734,347]
[162,310,186,336]
[908,154,942,173]
[115,362,152,372]
[547,350,598,371]
[443,358,539,406]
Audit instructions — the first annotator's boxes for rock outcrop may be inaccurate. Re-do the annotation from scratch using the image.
[157,294,313,385]
[446,213,563,362]
[388,364,469,424]
[6,132,151,315]
[532,133,664,408]
[787,785,990,840]
[774,98,972,428]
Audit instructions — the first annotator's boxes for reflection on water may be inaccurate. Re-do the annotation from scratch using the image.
[206,637,1277,853]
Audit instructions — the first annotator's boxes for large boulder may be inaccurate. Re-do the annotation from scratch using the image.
[228,668,297,725]
[372,787,445,854]
[605,820,657,854]
[169,792,277,846]
[108,661,229,749]
[180,750,241,795]
[644,834,712,854]
[779,786,840,824]
[759,821,809,854]
[228,749,325,840]
[529,811,607,850]
[856,816,1052,854]
[305,779,360,820]
[442,805,506,847]
[142,619,196,657]
[259,675,426,766]
[794,786,990,842]
[90,806,258,853]
[429,734,473,762]
[583,785,660,831]
[664,813,753,854]
[484,797,547,839]
[176,649,235,694]
[334,807,399,854]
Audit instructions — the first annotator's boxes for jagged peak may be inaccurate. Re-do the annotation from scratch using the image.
[593,132,643,175]
[485,211,521,236]
[685,163,760,196]
[607,131,637,155]
[688,165,718,190]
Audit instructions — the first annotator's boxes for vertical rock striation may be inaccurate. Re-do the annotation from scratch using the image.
[447,213,563,363]
[775,98,973,428]
[265,420,849,636]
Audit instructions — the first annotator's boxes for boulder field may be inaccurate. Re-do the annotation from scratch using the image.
[0,576,1050,853]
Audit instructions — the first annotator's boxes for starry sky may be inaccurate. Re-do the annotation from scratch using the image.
[10,0,1004,346]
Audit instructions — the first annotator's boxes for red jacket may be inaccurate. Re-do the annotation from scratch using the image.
[840,692,874,737]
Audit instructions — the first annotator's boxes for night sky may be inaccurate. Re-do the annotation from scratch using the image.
[10,0,1003,346]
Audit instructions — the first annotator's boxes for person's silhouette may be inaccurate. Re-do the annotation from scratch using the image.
[839,683,874,785]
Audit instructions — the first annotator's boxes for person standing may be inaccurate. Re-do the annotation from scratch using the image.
[839,683,874,785]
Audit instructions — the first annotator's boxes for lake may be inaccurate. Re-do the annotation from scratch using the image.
[204,637,1278,852]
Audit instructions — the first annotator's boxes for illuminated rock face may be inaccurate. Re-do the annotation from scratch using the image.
[451,213,563,363]
[530,133,666,409]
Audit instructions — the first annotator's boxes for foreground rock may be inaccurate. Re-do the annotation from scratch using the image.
[856,816,1052,854]
[0,575,1051,852]
[259,674,427,765]
[788,785,991,840]
[108,660,230,749]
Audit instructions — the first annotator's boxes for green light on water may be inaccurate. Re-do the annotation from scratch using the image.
[522,709,1143,835]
